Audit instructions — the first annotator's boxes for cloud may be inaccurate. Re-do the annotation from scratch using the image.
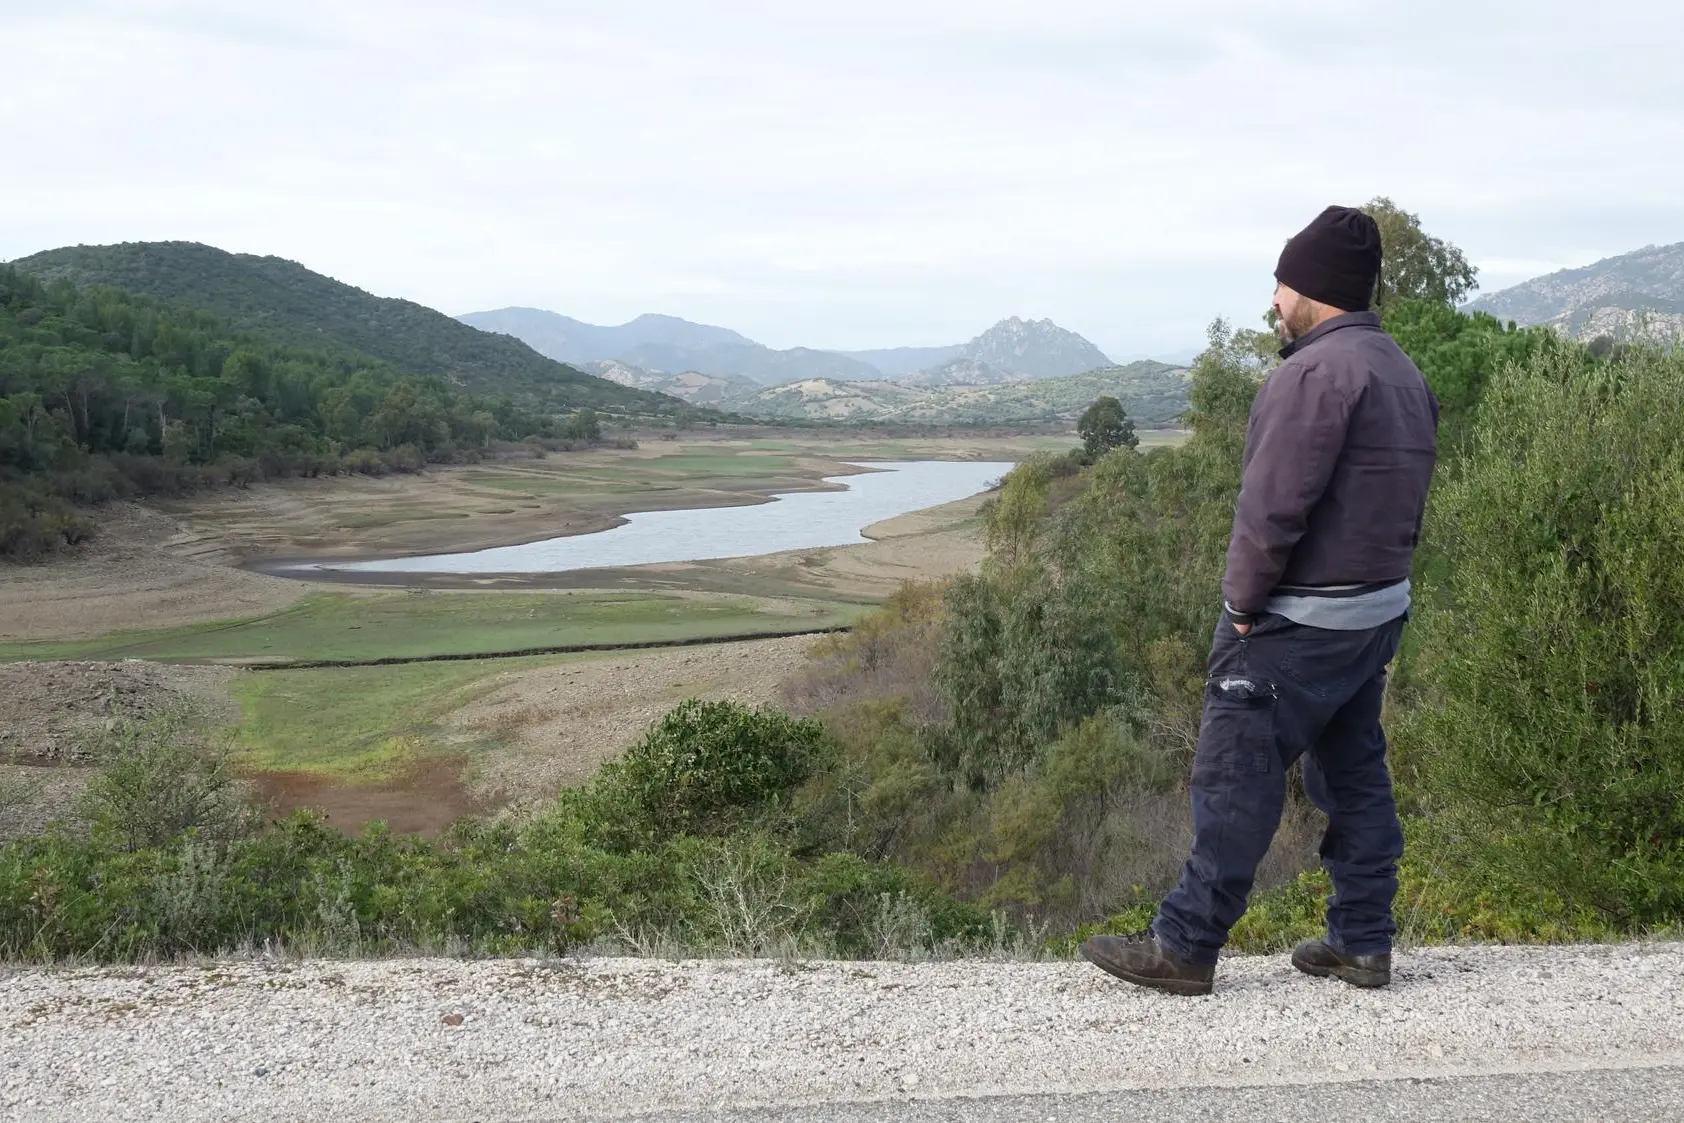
[4,0,1680,356]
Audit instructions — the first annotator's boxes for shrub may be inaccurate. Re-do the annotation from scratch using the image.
[0,482,95,560]
[1396,344,1684,925]
[782,581,949,722]
[597,700,832,842]
[75,706,257,852]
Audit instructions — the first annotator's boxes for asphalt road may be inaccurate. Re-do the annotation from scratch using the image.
[626,1065,1684,1123]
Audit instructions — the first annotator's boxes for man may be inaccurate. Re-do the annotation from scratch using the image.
[1082,205,1440,996]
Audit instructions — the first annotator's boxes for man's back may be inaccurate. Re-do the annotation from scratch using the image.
[1224,311,1439,613]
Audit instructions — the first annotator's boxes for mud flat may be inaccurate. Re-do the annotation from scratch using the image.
[1,433,1069,645]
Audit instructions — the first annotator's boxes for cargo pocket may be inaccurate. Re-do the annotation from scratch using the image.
[1193,672,1279,777]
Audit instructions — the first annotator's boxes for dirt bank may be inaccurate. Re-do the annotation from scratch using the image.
[0,504,312,644]
[250,755,484,838]
[449,634,822,807]
[0,659,236,762]
[0,763,94,843]
[0,659,239,842]
[1,434,1044,646]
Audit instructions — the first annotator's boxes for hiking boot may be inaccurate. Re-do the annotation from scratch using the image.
[1081,931,1214,996]
[1291,939,1392,988]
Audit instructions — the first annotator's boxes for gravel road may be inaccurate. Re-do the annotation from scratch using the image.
[2,943,1680,1122]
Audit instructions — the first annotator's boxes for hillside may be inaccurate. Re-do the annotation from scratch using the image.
[585,360,759,407]
[733,377,931,421]
[695,360,1189,424]
[0,267,617,558]
[1465,241,1684,342]
[9,243,683,413]
[904,357,1016,387]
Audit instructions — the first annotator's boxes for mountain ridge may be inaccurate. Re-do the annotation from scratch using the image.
[829,344,965,377]
[602,358,1192,426]
[459,307,757,368]
[460,307,1120,385]
[7,242,684,414]
[1464,240,1684,342]
[943,315,1113,380]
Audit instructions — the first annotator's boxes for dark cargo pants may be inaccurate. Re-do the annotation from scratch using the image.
[1153,610,1407,965]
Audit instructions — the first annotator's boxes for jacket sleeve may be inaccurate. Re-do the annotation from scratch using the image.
[1221,361,1356,613]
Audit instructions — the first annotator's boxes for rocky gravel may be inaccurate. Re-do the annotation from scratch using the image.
[1,943,1680,1121]
[0,661,234,763]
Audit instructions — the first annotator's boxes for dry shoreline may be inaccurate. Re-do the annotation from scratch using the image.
[242,458,879,570]
[0,438,995,643]
[241,461,881,580]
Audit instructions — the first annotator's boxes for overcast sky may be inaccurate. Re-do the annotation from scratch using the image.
[5,1,1681,358]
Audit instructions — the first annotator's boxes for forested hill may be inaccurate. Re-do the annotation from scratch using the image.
[0,267,648,559]
[9,242,681,414]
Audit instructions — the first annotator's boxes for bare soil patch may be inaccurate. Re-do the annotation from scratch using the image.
[0,660,236,762]
[450,634,821,808]
[0,763,95,843]
[0,504,310,644]
[251,756,481,838]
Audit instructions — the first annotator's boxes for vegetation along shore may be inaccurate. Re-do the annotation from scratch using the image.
[2,201,1681,967]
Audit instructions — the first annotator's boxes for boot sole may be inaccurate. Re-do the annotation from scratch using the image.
[1081,943,1213,996]
[1290,949,1390,989]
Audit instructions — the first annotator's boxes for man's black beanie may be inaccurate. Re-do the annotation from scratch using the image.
[1274,205,1384,313]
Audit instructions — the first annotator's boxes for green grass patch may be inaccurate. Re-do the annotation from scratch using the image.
[0,591,862,664]
[230,657,561,776]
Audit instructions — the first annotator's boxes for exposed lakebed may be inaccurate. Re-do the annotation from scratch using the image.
[288,460,1014,576]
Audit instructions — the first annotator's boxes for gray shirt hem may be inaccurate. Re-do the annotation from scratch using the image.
[1226,579,1411,631]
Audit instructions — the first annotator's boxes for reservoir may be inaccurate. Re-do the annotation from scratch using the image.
[296,459,1013,576]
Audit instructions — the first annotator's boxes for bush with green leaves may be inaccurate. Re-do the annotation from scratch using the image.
[76,706,257,852]
[594,699,832,842]
[0,802,994,962]
[934,320,1262,782]
[1380,297,1556,433]
[1397,343,1684,925]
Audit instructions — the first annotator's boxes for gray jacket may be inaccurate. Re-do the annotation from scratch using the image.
[1222,311,1439,616]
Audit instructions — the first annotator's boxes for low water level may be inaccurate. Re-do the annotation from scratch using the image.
[305,460,1013,575]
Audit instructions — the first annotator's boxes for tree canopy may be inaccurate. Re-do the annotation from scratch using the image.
[1077,396,1137,461]
[0,267,613,558]
[1363,196,1480,308]
[9,242,689,414]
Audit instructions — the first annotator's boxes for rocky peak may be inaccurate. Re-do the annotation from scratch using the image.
[950,317,1113,380]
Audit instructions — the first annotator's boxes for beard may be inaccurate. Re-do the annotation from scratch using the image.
[1275,302,1318,344]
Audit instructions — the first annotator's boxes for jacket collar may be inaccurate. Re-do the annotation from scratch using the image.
[1279,310,1381,360]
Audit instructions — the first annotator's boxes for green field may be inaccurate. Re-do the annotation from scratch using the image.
[0,590,861,664]
[230,656,572,776]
